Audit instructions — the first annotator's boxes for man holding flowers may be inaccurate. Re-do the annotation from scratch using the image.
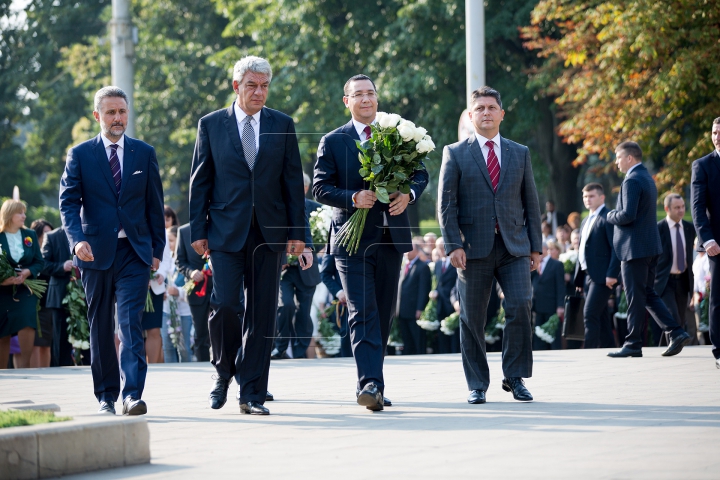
[313,74,429,411]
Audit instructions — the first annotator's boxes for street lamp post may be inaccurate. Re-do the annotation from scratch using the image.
[109,0,136,137]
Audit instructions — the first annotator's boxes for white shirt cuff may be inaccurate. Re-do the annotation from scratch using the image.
[703,239,717,249]
[336,289,344,298]
[409,189,416,204]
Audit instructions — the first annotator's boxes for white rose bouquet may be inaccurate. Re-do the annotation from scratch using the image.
[309,205,333,252]
[335,112,435,255]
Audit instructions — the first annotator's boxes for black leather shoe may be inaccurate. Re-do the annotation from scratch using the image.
[607,347,643,358]
[209,375,232,409]
[502,377,533,401]
[98,400,116,415]
[357,382,383,411]
[383,396,392,407]
[122,397,147,416]
[265,391,274,401]
[716,358,720,369]
[467,390,486,404]
[270,349,290,360]
[240,401,270,415]
[662,331,691,357]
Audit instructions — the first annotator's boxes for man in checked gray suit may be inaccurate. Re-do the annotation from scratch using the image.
[439,86,542,404]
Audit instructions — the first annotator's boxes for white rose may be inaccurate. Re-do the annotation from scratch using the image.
[386,113,401,127]
[81,341,90,350]
[397,122,416,142]
[374,112,387,126]
[416,135,436,154]
[412,126,427,143]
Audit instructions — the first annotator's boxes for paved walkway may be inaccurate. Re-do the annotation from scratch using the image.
[1,346,718,479]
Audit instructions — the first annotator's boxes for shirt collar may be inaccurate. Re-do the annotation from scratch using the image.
[234,102,262,126]
[541,255,551,268]
[626,162,642,176]
[475,132,501,150]
[101,133,125,150]
[588,204,605,217]
[352,118,375,138]
[666,216,680,230]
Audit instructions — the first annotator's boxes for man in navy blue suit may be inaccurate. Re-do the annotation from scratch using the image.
[691,117,720,368]
[190,56,309,415]
[606,141,691,358]
[313,74,428,411]
[60,86,165,415]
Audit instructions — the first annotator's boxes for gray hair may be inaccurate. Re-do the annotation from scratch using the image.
[664,192,684,208]
[233,56,273,84]
[303,172,311,188]
[94,86,129,112]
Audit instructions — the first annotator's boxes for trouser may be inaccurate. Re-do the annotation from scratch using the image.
[398,316,426,355]
[188,301,211,362]
[50,308,75,366]
[274,267,316,358]
[707,255,720,359]
[581,274,614,348]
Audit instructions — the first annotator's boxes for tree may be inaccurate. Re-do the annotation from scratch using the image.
[523,0,720,190]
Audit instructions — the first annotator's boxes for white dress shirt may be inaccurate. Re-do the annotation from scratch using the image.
[101,133,127,238]
[538,254,550,274]
[475,132,502,167]
[5,230,24,262]
[693,253,710,293]
[666,217,687,274]
[578,205,605,270]
[234,102,261,153]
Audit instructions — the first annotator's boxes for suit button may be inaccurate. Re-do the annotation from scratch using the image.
[114,228,118,232]
[492,216,496,220]
[118,206,122,210]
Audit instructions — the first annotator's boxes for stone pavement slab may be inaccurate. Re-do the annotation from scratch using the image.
[1,346,718,479]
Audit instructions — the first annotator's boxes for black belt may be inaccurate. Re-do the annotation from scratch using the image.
[669,272,685,279]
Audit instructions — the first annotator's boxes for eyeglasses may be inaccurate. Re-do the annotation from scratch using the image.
[346,92,377,100]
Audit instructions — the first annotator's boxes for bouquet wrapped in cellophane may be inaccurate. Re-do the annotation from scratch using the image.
[335,112,435,255]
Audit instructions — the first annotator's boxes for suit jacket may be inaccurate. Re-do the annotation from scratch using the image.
[691,150,720,246]
[541,210,567,230]
[41,227,72,309]
[59,134,166,270]
[0,229,44,279]
[573,206,621,285]
[438,135,542,258]
[319,253,343,298]
[434,259,457,320]
[397,258,432,319]
[175,223,212,306]
[313,120,429,256]
[295,198,322,287]
[189,105,305,253]
[655,218,695,295]
[532,258,565,314]
[607,164,662,261]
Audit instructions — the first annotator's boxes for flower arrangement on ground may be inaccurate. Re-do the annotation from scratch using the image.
[335,112,435,255]
[309,205,333,252]
[316,300,342,356]
[535,314,560,344]
[62,267,89,365]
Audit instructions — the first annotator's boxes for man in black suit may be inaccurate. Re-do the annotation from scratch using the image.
[272,173,322,359]
[606,141,691,357]
[397,238,432,355]
[691,117,720,368]
[532,242,565,350]
[313,74,428,411]
[541,201,567,236]
[189,56,309,415]
[434,236,459,354]
[653,193,696,346]
[175,223,212,362]
[574,183,620,348]
[41,227,74,367]
[319,253,352,358]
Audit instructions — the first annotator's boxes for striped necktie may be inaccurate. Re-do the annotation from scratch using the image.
[109,144,121,194]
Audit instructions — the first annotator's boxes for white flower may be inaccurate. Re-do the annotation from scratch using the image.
[416,135,435,154]
[416,319,440,331]
[374,112,387,125]
[81,341,90,350]
[397,120,416,142]
[534,326,554,344]
[559,250,578,264]
[412,126,427,143]
[379,113,401,128]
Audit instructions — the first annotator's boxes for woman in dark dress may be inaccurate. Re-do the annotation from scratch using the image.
[0,200,45,369]
[30,219,54,368]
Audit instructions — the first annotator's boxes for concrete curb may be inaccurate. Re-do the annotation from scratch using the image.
[0,416,150,480]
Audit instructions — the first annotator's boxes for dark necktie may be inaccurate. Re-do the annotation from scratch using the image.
[109,144,121,194]
[675,224,685,272]
[242,116,256,170]
[363,125,372,140]
[485,140,500,192]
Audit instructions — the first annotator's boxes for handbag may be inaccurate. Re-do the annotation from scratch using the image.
[562,293,585,341]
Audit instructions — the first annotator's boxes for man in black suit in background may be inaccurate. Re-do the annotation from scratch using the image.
[541,201,566,236]
[319,253,352,358]
[691,117,720,368]
[272,173,322,359]
[41,227,74,366]
[574,183,620,348]
[397,237,432,355]
[175,223,212,362]
[313,74,428,411]
[531,242,565,350]
[189,56,309,415]
[606,141,691,357]
[653,193,696,346]
[434,236,459,354]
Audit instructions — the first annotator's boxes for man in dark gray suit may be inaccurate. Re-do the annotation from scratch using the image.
[606,141,691,358]
[439,86,542,404]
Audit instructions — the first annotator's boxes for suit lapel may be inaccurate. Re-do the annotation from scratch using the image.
[93,135,118,196]
[711,151,720,177]
[223,104,250,172]
[119,136,135,202]
[496,137,511,192]
[256,107,274,162]
[342,120,361,155]
[467,136,494,191]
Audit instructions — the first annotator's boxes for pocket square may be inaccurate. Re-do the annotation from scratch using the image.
[132,170,142,175]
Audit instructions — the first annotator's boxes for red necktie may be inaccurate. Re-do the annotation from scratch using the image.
[363,125,372,140]
[404,262,410,277]
[486,140,500,192]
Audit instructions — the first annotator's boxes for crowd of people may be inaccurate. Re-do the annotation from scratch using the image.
[3,55,719,417]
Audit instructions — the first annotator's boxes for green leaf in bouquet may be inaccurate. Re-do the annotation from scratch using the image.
[394,171,408,181]
[375,187,390,204]
[71,291,78,300]
[393,155,403,162]
[373,153,381,164]
[359,168,370,177]
[399,184,411,195]
[371,164,384,175]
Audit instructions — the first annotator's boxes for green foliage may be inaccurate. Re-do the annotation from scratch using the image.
[0,410,71,429]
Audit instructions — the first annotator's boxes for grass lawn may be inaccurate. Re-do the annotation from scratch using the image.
[0,409,71,429]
